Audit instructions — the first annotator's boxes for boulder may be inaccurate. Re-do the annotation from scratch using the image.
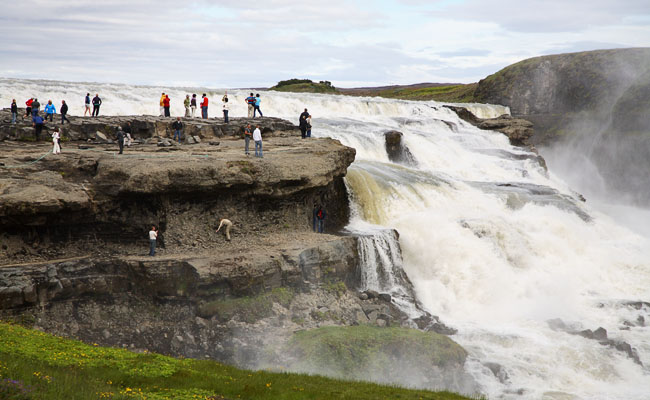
[384,130,417,166]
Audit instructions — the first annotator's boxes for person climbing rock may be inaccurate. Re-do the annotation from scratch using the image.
[216,218,233,241]
[32,114,44,141]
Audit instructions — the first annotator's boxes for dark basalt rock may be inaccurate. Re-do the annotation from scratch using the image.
[444,105,534,148]
[384,130,417,166]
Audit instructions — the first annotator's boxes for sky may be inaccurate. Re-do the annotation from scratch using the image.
[1,0,649,88]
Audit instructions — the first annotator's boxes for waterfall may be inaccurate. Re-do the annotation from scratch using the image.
[2,77,649,400]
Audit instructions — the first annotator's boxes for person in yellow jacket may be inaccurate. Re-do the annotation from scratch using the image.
[159,92,166,116]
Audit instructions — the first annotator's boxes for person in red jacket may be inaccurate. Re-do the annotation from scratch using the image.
[201,94,208,119]
[25,98,33,118]
[163,95,171,117]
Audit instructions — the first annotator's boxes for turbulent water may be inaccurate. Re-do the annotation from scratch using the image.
[2,78,650,399]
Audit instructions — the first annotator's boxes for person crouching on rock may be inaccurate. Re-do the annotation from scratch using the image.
[149,225,158,256]
[216,218,233,241]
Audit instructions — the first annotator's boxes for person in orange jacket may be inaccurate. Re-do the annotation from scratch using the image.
[159,92,166,116]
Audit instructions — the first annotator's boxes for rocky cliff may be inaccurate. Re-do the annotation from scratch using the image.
[0,114,470,392]
[473,48,650,204]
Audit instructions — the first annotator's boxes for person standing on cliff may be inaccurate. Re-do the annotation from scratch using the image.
[31,98,40,117]
[245,93,256,118]
[92,94,102,117]
[149,225,158,256]
[123,122,133,147]
[312,204,318,232]
[215,218,233,241]
[159,92,166,116]
[60,100,70,124]
[190,94,197,118]
[10,99,17,124]
[254,94,263,117]
[184,95,191,117]
[44,100,56,122]
[116,126,125,154]
[316,205,326,233]
[51,128,61,155]
[222,97,229,123]
[201,93,209,119]
[84,93,91,116]
[243,124,252,155]
[163,95,171,117]
[299,108,309,138]
[306,114,312,137]
[172,117,183,144]
[253,125,263,158]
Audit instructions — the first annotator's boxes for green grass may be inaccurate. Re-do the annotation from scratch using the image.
[0,322,475,400]
[269,83,338,93]
[286,326,468,379]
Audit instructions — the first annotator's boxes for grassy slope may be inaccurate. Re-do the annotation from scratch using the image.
[268,82,338,94]
[341,84,478,103]
[0,322,475,400]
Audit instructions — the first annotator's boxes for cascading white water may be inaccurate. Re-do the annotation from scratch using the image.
[2,78,649,399]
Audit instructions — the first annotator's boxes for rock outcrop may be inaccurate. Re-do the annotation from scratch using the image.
[443,105,535,148]
[384,130,417,166]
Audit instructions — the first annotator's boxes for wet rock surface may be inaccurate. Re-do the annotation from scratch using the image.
[384,130,417,166]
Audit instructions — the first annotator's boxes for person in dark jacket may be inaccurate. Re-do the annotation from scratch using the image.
[172,117,183,143]
[92,94,102,117]
[32,115,45,141]
[316,205,326,233]
[10,99,17,124]
[299,108,310,139]
[116,126,125,154]
[60,100,70,124]
[31,98,40,117]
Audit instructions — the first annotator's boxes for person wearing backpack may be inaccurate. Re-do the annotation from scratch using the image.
[316,205,326,233]
[245,93,256,118]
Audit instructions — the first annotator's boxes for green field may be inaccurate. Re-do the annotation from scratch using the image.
[0,322,476,400]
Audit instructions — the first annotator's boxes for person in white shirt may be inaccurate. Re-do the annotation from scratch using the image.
[149,226,158,256]
[222,97,229,123]
[215,218,233,241]
[253,126,263,158]
[51,128,61,154]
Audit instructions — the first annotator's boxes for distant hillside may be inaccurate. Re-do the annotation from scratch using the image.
[269,78,339,93]
[340,83,477,102]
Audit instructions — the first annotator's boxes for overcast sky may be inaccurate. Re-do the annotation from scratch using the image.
[1,0,649,88]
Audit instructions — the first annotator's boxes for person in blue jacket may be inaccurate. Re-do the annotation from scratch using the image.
[44,100,56,122]
[32,114,45,141]
[254,93,263,117]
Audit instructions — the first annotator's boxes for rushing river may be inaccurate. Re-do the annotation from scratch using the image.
[2,78,649,399]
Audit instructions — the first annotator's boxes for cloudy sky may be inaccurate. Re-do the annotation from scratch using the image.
[1,0,649,88]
